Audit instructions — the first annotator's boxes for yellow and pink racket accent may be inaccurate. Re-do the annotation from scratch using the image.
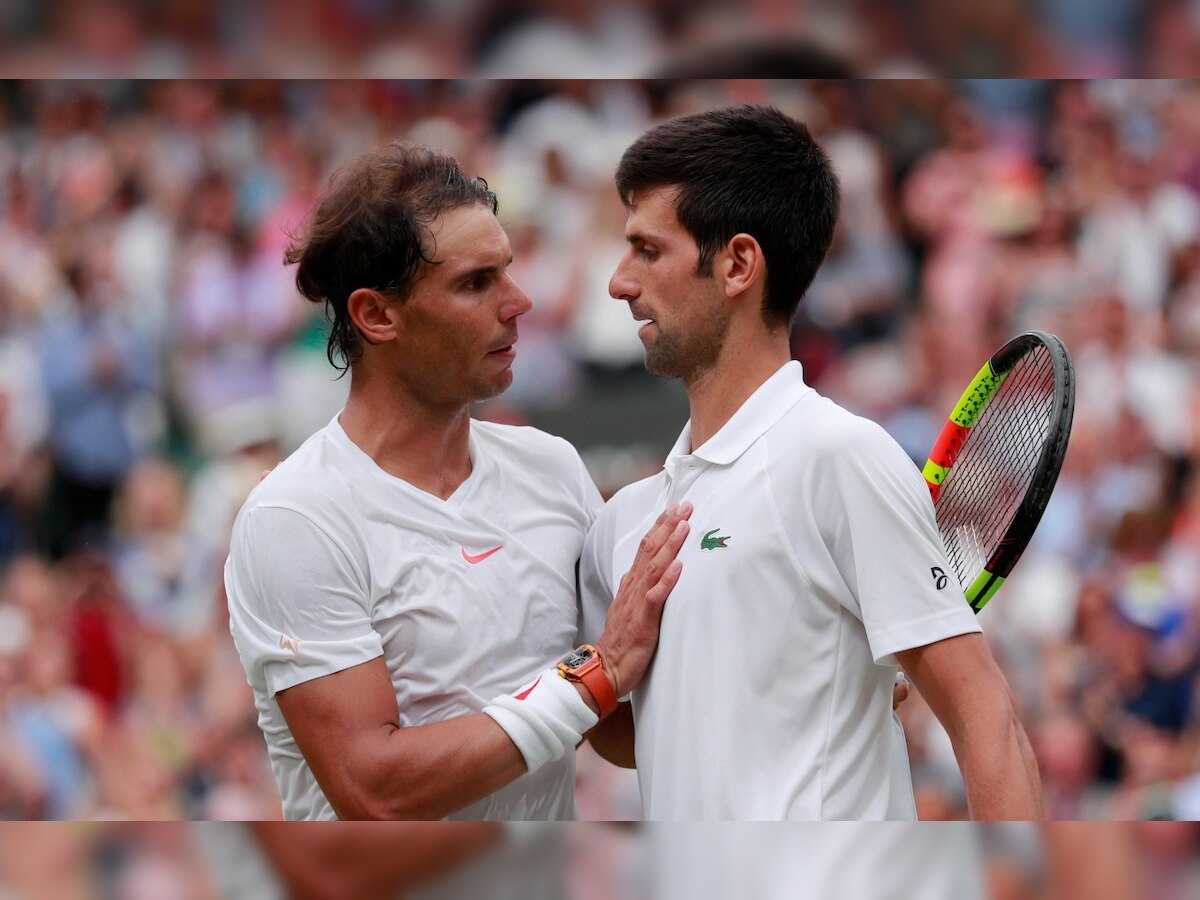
[923,332,1074,614]
[922,361,1007,504]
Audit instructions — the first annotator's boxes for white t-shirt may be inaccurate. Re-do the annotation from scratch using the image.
[225,415,603,821]
[646,822,986,900]
[579,361,981,820]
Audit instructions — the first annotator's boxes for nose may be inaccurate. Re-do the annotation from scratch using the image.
[500,275,533,322]
[608,251,640,302]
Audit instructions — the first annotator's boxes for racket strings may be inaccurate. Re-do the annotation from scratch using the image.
[936,346,1056,589]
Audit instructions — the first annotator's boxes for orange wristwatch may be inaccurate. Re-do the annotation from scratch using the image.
[556,644,618,718]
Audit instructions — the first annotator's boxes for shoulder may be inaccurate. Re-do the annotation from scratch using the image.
[772,392,911,468]
[472,419,587,474]
[593,469,665,531]
[605,469,665,506]
[234,428,359,534]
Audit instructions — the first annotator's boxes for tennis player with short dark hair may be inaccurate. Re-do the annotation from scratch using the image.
[580,105,1044,819]
[224,143,690,829]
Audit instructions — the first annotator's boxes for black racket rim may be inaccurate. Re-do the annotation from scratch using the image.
[925,330,1076,612]
[984,330,1075,580]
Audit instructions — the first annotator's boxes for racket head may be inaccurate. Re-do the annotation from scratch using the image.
[922,331,1075,612]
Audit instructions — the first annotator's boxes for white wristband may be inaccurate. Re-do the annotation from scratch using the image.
[483,668,599,774]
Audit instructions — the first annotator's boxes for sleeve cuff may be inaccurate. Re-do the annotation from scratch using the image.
[868,607,983,667]
[262,632,386,697]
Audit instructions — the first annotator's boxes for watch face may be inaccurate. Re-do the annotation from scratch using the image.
[561,647,595,670]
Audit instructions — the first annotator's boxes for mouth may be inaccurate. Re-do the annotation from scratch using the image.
[631,309,656,337]
[487,337,518,357]
[633,313,656,340]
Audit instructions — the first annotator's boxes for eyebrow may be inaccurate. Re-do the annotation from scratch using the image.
[447,253,514,281]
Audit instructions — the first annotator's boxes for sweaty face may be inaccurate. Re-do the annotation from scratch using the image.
[392,204,531,406]
[608,187,729,383]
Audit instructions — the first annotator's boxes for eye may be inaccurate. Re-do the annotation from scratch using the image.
[640,247,658,261]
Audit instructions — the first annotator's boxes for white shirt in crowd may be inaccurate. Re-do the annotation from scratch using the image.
[225,414,602,820]
[580,361,981,820]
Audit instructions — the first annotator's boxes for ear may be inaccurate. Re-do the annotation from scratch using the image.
[717,233,765,300]
[347,288,399,344]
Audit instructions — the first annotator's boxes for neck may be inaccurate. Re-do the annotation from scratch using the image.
[684,329,791,451]
[338,368,473,500]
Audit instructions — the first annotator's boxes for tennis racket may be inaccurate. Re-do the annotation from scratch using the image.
[922,331,1075,613]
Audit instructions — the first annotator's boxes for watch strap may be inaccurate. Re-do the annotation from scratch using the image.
[577,656,619,718]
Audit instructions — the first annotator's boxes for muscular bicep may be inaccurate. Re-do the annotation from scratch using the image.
[275,657,400,820]
[895,632,1016,741]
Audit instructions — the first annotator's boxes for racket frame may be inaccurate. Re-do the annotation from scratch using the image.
[922,331,1075,612]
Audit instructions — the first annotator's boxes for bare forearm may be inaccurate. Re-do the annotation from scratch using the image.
[280,656,609,821]
[335,713,529,820]
[952,712,1044,820]
[896,634,1044,821]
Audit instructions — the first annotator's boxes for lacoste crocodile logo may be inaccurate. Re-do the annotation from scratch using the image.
[700,528,730,551]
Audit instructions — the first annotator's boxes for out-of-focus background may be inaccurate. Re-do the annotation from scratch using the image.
[0,78,1199,824]
[0,822,1198,899]
[6,0,1200,78]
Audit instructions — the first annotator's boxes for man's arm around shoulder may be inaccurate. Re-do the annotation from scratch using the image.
[896,632,1044,820]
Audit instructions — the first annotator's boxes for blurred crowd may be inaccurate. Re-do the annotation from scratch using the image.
[0,822,1198,899]
[8,0,1200,79]
[9,0,1200,79]
[0,78,1199,827]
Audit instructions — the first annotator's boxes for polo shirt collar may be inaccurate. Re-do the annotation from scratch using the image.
[666,360,812,467]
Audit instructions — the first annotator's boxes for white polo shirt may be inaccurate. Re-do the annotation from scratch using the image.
[579,361,981,820]
[226,414,603,820]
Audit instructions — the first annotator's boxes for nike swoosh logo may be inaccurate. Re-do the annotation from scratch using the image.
[515,676,541,700]
[461,545,503,564]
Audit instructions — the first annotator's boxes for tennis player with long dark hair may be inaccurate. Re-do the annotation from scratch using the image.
[224,143,691,837]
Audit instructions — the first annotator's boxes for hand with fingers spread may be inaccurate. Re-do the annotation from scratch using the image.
[595,501,692,699]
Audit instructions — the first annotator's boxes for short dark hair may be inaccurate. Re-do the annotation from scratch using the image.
[284,142,497,373]
[614,105,839,327]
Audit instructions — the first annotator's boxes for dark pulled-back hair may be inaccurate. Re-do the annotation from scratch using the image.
[615,105,839,327]
[284,142,497,373]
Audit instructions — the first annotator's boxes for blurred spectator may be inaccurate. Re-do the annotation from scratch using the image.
[803,83,912,351]
[111,458,189,634]
[10,0,1200,78]
[170,172,304,459]
[1077,138,1200,323]
[40,247,156,558]
[4,626,104,819]
[0,78,1197,823]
